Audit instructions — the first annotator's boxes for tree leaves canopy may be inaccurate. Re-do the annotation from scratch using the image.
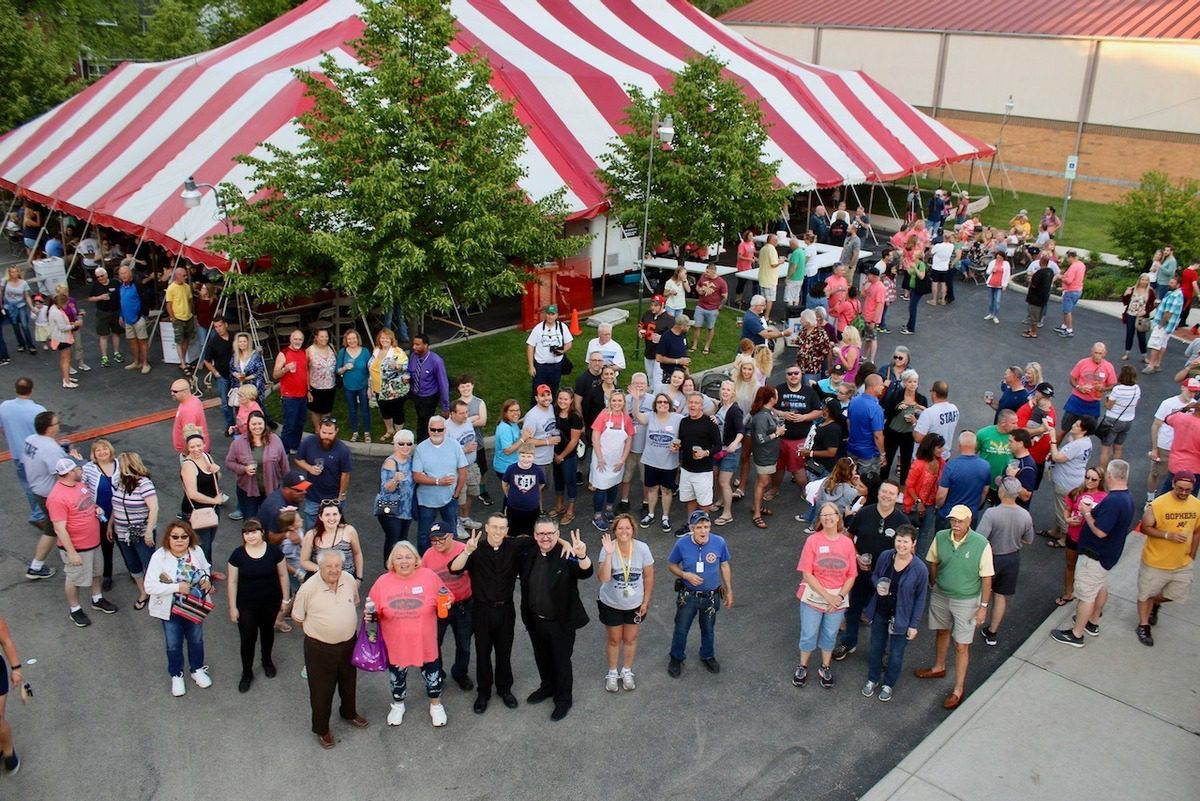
[214,0,586,316]
[1109,171,1200,270]
[596,53,791,262]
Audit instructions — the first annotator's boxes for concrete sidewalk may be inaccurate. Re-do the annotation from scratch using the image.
[861,534,1200,801]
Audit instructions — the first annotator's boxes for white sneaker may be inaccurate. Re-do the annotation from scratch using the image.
[191,666,213,688]
[77,363,92,372]
[69,366,78,375]
[171,675,186,697]
[387,701,406,726]
[605,671,619,692]
[429,703,447,727]
[621,669,636,691]
[460,516,481,530]
[993,316,1000,325]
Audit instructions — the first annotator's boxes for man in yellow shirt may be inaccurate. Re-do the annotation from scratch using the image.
[756,233,785,323]
[1136,471,1200,646]
[164,267,195,371]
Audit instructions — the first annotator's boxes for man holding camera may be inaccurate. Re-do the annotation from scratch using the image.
[526,304,573,404]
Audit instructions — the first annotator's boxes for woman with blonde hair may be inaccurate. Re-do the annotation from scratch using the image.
[369,328,409,440]
[752,344,773,385]
[48,292,80,388]
[732,355,762,500]
[234,384,263,437]
[229,331,268,403]
[835,326,863,384]
[55,283,89,374]
[83,438,119,591]
[110,451,159,610]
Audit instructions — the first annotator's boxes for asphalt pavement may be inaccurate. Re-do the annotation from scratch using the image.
[0,276,1186,801]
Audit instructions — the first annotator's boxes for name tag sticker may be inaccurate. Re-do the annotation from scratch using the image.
[695,561,705,573]
[818,545,831,554]
[411,585,423,594]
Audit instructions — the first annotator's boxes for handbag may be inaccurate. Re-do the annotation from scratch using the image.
[189,507,219,529]
[171,565,215,624]
[350,621,389,672]
[1135,315,1152,333]
[228,386,241,407]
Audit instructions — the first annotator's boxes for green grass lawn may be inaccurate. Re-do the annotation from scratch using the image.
[868,179,1116,255]
[263,299,748,440]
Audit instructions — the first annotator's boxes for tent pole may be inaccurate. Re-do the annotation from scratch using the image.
[146,244,187,351]
[600,218,609,298]
[876,177,903,231]
[849,184,877,245]
[25,199,57,268]
[65,210,95,284]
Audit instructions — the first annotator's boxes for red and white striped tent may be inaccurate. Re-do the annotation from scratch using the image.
[0,0,992,268]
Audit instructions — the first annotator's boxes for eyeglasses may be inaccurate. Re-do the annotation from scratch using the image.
[786,371,800,376]
[429,427,445,433]
[396,442,414,447]
[655,400,670,405]
[893,356,905,361]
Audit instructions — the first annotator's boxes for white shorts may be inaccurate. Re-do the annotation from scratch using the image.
[677,468,714,505]
[784,280,804,306]
[760,284,778,302]
[1148,327,1170,351]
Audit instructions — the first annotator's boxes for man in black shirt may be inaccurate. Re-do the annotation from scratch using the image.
[573,353,605,425]
[833,480,909,661]
[86,266,124,367]
[516,517,592,721]
[774,368,823,497]
[201,315,236,438]
[638,294,674,389]
[677,392,723,531]
[655,314,691,389]
[255,470,309,534]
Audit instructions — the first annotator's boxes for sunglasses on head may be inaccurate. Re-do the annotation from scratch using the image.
[320,416,337,426]
[319,499,341,508]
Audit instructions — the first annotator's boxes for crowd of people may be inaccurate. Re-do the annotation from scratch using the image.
[0,222,1197,765]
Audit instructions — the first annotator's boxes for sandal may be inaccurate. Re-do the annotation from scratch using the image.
[1046,538,1066,549]
[134,596,149,611]
[1054,596,1074,607]
[560,512,575,525]
[714,516,733,526]
[752,515,768,529]
[763,490,779,502]
[761,507,774,516]
[275,621,293,633]
[702,348,711,355]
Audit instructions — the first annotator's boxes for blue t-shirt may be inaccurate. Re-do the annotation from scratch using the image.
[994,382,1031,423]
[657,329,688,381]
[119,282,142,323]
[938,454,992,516]
[502,463,545,511]
[0,397,46,454]
[846,393,884,460]
[493,422,521,476]
[1014,453,1037,509]
[668,533,730,592]
[1077,489,1136,570]
[336,347,371,392]
[741,311,766,346]
[295,436,353,503]
[412,437,468,508]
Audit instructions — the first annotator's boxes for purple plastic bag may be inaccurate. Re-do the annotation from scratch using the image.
[350,622,388,672]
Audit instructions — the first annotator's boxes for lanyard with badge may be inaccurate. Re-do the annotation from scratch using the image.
[615,543,634,597]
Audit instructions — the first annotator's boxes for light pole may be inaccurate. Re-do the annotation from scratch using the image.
[633,112,674,360]
[180,176,232,239]
[985,95,1015,189]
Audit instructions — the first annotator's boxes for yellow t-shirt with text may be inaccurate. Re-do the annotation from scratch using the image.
[1144,493,1200,570]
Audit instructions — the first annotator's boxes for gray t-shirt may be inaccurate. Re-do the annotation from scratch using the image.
[976,504,1035,555]
[444,418,478,460]
[1051,437,1093,492]
[22,433,67,497]
[816,481,861,516]
[522,404,557,466]
[596,539,654,611]
[641,412,683,471]
[627,392,653,454]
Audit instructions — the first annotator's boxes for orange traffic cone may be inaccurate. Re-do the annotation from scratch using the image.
[569,307,582,336]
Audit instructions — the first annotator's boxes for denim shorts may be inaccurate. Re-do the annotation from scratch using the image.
[693,307,720,329]
[1061,290,1082,314]
[718,449,740,473]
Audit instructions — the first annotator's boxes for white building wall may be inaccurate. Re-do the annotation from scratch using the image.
[1089,40,1200,134]
[817,28,941,107]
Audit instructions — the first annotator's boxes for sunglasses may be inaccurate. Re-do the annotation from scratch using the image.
[893,356,905,361]
[786,371,800,376]
[429,427,445,433]
[168,534,190,541]
[319,499,341,508]
[320,416,337,425]
[397,441,414,446]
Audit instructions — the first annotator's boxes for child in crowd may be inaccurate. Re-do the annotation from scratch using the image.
[32,293,49,348]
[275,509,304,632]
[502,443,545,537]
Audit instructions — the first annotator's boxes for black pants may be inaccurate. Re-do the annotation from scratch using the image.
[304,635,358,735]
[527,615,576,707]
[100,529,114,579]
[437,599,474,681]
[474,601,516,697]
[883,428,916,483]
[414,394,441,442]
[237,598,281,674]
[506,506,540,538]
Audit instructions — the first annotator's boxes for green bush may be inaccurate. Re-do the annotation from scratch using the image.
[1109,171,1200,270]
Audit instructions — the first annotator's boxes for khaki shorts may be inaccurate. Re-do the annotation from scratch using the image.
[622,451,643,484]
[1053,484,1071,531]
[678,468,714,505]
[754,462,777,475]
[124,316,149,340]
[465,463,482,497]
[172,315,196,342]
[1137,563,1193,603]
[927,586,980,645]
[60,547,102,588]
[1073,554,1110,603]
[760,284,777,301]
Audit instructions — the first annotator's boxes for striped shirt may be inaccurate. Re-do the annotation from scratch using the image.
[111,477,157,539]
[1153,288,1185,333]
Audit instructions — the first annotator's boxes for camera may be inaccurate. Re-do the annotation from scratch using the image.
[549,345,564,356]
[126,524,146,542]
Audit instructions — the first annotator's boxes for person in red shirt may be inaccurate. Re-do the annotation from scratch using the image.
[47,458,118,627]
[420,526,474,693]
[1016,383,1057,491]
[171,378,210,455]
[1162,402,1200,496]
[691,263,728,355]
[1061,344,1116,437]
[861,269,887,363]
[1179,262,1199,327]
[273,328,310,453]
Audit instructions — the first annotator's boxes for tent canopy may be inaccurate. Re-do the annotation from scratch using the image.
[0,0,993,268]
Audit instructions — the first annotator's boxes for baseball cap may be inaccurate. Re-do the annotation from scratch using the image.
[1035,382,1055,397]
[535,383,552,395]
[946,504,973,521]
[1172,471,1196,485]
[1186,377,1200,392]
[54,457,78,476]
[282,470,311,491]
[688,510,710,526]
[650,294,665,305]
[429,523,451,539]
[544,304,558,314]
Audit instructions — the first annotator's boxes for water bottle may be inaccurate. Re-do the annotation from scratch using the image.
[364,598,377,641]
[436,587,451,619]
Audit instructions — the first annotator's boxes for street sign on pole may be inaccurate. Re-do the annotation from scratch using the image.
[1064,155,1078,180]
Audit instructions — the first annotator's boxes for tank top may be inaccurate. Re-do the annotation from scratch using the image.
[182,455,219,515]
[279,348,308,398]
[313,525,356,576]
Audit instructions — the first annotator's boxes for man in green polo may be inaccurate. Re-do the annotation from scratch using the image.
[913,504,994,710]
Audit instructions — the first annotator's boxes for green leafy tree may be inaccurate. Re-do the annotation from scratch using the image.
[1109,171,1200,270]
[214,0,585,318]
[689,0,749,18]
[200,0,306,47]
[596,53,790,265]
[138,0,210,61]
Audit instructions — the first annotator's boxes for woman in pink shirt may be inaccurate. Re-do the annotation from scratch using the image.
[1057,255,1086,335]
[368,541,451,728]
[792,503,858,689]
[735,229,756,307]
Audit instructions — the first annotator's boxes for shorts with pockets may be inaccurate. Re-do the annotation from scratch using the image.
[60,546,103,588]
[927,586,980,644]
[677,469,713,505]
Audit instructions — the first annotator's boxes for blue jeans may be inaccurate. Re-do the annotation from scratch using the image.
[0,324,8,359]
[912,509,937,561]
[669,589,721,661]
[381,305,409,343]
[5,302,33,350]
[388,660,443,700]
[552,452,578,501]
[236,488,262,521]
[866,614,911,687]
[837,572,873,650]
[344,387,371,434]
[798,602,846,653]
[216,376,235,431]
[988,287,1003,318]
[906,291,923,331]
[437,599,474,680]
[194,526,217,566]
[593,484,618,516]
[14,460,44,522]
[531,361,563,405]
[376,514,412,565]
[115,534,156,577]
[280,396,307,452]
[416,500,459,554]
[162,617,205,677]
